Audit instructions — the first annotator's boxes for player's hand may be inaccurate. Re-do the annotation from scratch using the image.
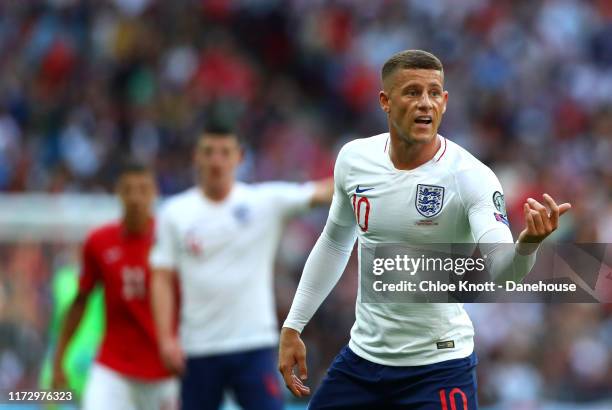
[517,193,571,250]
[160,337,185,375]
[51,365,68,390]
[278,327,311,398]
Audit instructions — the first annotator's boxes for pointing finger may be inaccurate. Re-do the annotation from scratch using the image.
[558,202,572,216]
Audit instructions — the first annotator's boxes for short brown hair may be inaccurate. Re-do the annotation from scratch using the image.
[115,159,153,184]
[381,50,444,82]
[198,119,243,145]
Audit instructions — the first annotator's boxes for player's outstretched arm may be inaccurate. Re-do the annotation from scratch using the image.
[51,291,89,389]
[151,267,184,375]
[278,327,311,398]
[309,177,334,207]
[517,193,571,251]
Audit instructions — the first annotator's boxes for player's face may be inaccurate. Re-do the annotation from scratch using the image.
[117,172,157,217]
[380,69,448,144]
[194,134,242,189]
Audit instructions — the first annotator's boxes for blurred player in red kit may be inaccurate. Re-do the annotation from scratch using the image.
[52,162,178,410]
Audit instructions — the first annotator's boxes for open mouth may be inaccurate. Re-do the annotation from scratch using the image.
[414,116,432,125]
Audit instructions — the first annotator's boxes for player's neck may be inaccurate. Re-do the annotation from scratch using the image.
[123,214,150,235]
[200,182,233,202]
[388,132,440,170]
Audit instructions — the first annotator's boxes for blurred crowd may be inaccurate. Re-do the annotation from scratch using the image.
[0,0,611,407]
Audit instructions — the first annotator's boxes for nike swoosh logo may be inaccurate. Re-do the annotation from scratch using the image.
[356,185,374,194]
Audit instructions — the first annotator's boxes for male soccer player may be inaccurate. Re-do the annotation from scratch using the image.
[149,123,333,410]
[278,50,571,409]
[52,162,177,410]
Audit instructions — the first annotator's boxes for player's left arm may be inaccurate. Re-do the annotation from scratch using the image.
[458,167,571,282]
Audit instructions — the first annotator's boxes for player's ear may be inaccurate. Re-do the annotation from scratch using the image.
[379,90,391,114]
[442,90,448,114]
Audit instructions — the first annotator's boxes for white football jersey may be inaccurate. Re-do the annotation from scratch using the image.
[150,182,314,356]
[330,133,512,366]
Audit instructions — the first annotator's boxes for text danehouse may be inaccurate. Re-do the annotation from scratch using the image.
[372,280,577,293]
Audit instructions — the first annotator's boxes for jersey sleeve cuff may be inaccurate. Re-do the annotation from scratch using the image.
[281,321,305,334]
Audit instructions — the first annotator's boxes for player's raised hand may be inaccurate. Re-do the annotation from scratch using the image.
[278,327,311,398]
[518,193,571,245]
[160,337,185,375]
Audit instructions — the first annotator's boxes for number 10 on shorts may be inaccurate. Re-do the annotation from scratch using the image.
[439,388,468,410]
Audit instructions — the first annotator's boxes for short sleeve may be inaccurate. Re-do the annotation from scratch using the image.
[262,182,317,219]
[78,234,101,294]
[149,203,179,270]
[328,143,357,227]
[455,165,513,244]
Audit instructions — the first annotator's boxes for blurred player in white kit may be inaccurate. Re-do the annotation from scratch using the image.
[150,122,333,410]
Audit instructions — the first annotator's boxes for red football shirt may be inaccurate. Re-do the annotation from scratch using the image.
[79,220,171,380]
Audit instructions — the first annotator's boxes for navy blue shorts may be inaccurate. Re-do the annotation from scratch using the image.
[308,346,478,410]
[181,347,283,410]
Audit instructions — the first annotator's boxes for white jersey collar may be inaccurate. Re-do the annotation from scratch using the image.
[384,134,447,171]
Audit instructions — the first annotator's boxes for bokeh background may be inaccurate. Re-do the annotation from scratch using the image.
[0,0,611,409]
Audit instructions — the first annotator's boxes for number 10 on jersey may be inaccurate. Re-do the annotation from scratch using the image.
[352,194,370,232]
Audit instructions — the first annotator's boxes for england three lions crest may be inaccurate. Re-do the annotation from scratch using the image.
[415,184,445,218]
